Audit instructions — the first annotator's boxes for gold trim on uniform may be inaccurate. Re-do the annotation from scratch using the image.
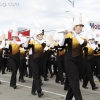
[0,48,2,56]
[34,44,44,58]
[11,44,20,55]
[29,40,44,58]
[83,46,94,59]
[54,42,66,56]
[20,48,26,60]
[66,33,87,57]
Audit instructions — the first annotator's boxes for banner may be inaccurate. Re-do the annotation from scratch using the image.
[89,21,100,30]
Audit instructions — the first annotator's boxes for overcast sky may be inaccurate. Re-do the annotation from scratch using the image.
[0,0,100,35]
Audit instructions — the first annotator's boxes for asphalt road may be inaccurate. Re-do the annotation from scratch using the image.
[0,71,100,100]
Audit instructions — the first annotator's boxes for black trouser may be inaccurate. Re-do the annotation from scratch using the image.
[51,58,57,75]
[0,56,3,70]
[56,54,65,82]
[9,53,20,86]
[64,76,70,90]
[43,57,52,78]
[19,58,26,80]
[7,58,11,71]
[65,54,83,100]
[30,55,42,93]
[83,58,95,88]
[24,65,28,76]
[28,55,32,78]
[43,58,48,78]
[94,56,100,77]
[2,58,7,73]
[47,60,53,76]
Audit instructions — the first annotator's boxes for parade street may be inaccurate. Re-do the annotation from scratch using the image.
[0,72,100,100]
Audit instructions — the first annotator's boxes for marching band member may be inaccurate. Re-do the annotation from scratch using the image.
[53,29,66,85]
[0,39,3,66]
[0,37,4,84]
[6,30,23,89]
[24,29,45,97]
[51,29,70,91]
[19,44,26,82]
[0,32,10,83]
[82,35,98,90]
[64,19,87,100]
[43,41,54,81]
[0,31,5,74]
[18,34,26,82]
[94,36,100,81]
[2,38,9,74]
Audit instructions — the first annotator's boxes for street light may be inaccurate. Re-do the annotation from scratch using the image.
[80,13,82,23]
[68,0,74,7]
[67,0,82,23]
[68,0,74,21]
[66,10,82,23]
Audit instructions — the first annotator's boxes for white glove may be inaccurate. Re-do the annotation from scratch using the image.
[29,48,32,55]
[1,40,5,48]
[73,31,84,45]
[0,45,3,49]
[91,44,96,50]
[5,41,10,48]
[44,46,48,51]
[34,37,44,44]
[75,35,84,45]
[58,37,65,46]
[24,38,30,48]
[50,42,56,48]
[46,41,50,46]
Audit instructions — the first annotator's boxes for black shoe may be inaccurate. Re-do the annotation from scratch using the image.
[28,76,32,78]
[2,72,6,74]
[53,73,56,75]
[98,78,100,81]
[14,85,17,89]
[92,86,98,90]
[0,81,1,84]
[31,91,37,95]
[25,74,28,77]
[38,92,44,97]
[40,82,43,86]
[55,80,60,84]
[82,85,88,89]
[9,70,11,72]
[19,79,25,83]
[64,87,69,91]
[61,81,64,85]
[10,84,13,87]
[50,74,53,78]
[10,85,17,89]
[44,78,49,81]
